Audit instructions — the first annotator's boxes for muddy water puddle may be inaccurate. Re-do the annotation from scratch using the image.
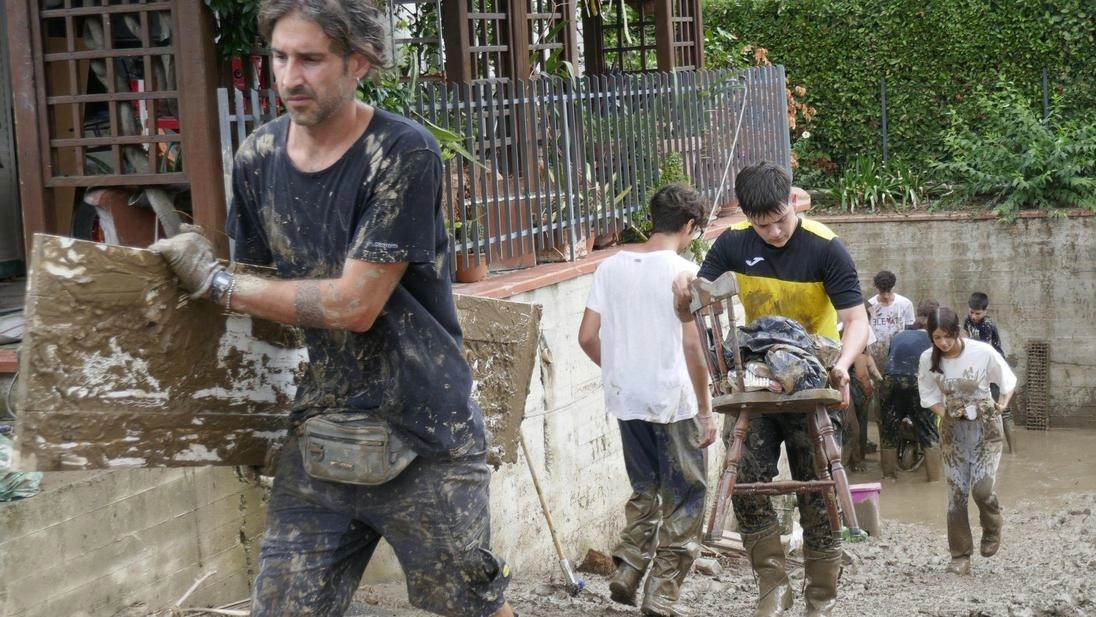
[848,426,1096,530]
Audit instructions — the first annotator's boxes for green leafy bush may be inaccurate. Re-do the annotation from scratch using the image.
[702,0,1096,171]
[930,84,1096,219]
[833,157,934,212]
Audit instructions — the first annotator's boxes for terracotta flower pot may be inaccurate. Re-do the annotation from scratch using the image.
[454,252,489,283]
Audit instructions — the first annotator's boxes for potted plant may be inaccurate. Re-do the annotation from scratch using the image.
[447,207,489,283]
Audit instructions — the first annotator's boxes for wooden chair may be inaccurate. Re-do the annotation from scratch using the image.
[688,273,861,543]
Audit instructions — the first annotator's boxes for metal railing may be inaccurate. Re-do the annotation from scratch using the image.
[217,65,790,274]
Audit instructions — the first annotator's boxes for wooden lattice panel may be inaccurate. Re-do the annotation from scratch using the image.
[35,0,184,187]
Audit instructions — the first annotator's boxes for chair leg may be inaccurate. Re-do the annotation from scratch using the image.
[705,410,751,543]
[807,415,842,535]
[810,406,860,535]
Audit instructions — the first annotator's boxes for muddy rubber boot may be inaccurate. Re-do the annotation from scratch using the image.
[609,562,645,606]
[978,495,1003,558]
[743,526,793,617]
[640,577,689,617]
[802,550,842,617]
[640,547,695,617]
[923,446,943,483]
[946,556,971,575]
[946,507,973,575]
[880,448,898,480]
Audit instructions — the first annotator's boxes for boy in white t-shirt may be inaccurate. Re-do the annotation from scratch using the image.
[578,183,716,617]
[868,270,915,354]
[866,270,915,453]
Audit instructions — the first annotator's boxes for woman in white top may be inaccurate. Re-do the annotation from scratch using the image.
[917,306,1016,576]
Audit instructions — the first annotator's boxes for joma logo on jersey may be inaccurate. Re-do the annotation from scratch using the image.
[745,257,765,266]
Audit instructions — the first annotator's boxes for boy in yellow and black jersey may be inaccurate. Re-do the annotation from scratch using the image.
[699,215,862,340]
[673,161,868,617]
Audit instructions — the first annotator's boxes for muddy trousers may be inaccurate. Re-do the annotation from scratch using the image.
[251,436,509,617]
[941,416,1004,559]
[842,380,869,464]
[879,375,939,449]
[730,412,842,554]
[613,417,707,607]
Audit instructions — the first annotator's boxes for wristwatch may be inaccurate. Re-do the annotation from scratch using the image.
[208,270,235,306]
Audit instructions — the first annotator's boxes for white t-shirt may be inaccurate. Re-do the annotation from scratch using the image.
[869,293,915,345]
[586,250,700,423]
[917,339,1017,410]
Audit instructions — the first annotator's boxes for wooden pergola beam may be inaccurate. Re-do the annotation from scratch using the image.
[175,0,228,256]
[654,0,674,72]
[442,0,473,82]
[6,0,52,251]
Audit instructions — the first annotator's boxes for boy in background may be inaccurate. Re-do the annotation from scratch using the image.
[866,271,915,453]
[964,292,1015,452]
[964,292,1004,356]
[868,270,915,358]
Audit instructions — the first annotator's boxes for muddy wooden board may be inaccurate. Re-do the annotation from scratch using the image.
[14,234,541,471]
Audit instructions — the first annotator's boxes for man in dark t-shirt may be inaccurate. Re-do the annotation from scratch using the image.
[673,162,869,617]
[149,2,513,617]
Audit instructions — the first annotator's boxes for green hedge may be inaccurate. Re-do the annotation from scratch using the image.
[703,0,1096,173]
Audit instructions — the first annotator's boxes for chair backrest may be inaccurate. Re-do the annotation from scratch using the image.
[689,272,745,394]
[688,272,739,315]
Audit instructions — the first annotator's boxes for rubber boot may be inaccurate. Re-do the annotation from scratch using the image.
[743,526,793,617]
[640,543,697,617]
[946,556,971,575]
[946,505,974,576]
[802,549,842,617]
[641,572,689,617]
[880,448,898,480]
[609,561,645,606]
[923,446,943,483]
[976,484,1003,558]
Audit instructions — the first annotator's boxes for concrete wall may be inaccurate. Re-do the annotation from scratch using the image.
[823,211,1096,427]
[0,467,265,617]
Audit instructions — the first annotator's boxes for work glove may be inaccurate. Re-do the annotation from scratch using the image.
[148,224,224,298]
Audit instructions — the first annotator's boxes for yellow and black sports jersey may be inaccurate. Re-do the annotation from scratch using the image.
[698,217,863,339]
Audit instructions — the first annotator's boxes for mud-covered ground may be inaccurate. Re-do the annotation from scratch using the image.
[346,490,1094,617]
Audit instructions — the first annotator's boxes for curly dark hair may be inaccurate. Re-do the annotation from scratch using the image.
[649,183,709,236]
[258,0,389,78]
[873,270,897,292]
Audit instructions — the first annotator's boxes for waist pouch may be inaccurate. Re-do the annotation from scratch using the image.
[298,414,418,485]
[945,397,996,421]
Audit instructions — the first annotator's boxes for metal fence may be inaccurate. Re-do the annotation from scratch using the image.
[217,65,791,273]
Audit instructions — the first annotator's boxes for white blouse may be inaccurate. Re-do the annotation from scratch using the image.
[918,339,1017,410]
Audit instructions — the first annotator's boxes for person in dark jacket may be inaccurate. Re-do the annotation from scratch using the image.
[880,299,942,481]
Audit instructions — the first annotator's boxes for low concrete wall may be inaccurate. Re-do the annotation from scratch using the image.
[823,210,1096,427]
[0,467,264,617]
